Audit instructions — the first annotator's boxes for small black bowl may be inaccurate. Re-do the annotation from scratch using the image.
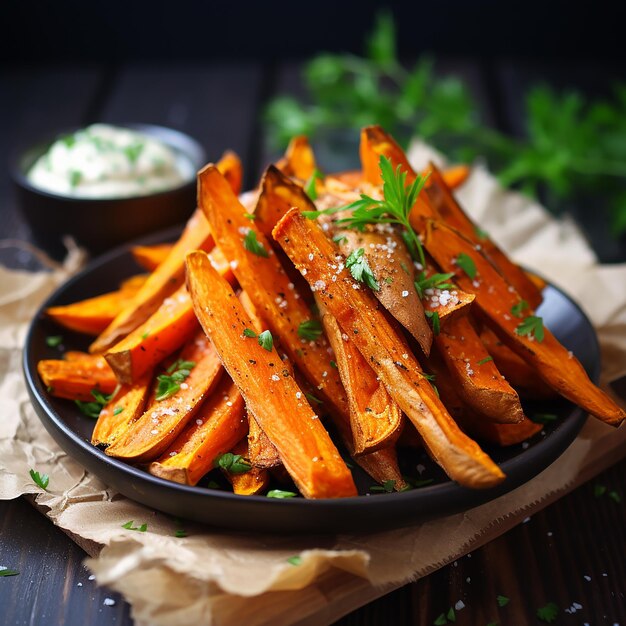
[11,124,206,259]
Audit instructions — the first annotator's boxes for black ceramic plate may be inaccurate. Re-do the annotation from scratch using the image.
[23,230,599,534]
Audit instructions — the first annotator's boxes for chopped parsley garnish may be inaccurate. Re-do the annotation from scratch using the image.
[370,479,396,493]
[141,331,150,339]
[433,614,447,626]
[257,330,274,351]
[174,529,188,538]
[287,556,302,566]
[123,142,144,164]
[216,452,251,474]
[455,253,477,280]
[514,315,545,342]
[243,212,256,221]
[267,489,298,498]
[304,168,324,200]
[345,248,380,291]
[384,276,394,284]
[330,360,337,368]
[536,602,558,623]
[297,319,323,341]
[332,234,348,245]
[414,272,455,298]
[425,310,440,335]
[305,392,323,405]
[594,484,607,497]
[113,406,124,416]
[29,469,49,490]
[0,568,19,577]
[496,595,509,607]
[155,359,196,402]
[69,170,83,188]
[446,607,456,622]
[243,328,257,338]
[75,388,113,418]
[608,490,622,503]
[121,520,148,532]
[474,225,489,240]
[45,335,63,348]
[477,356,493,365]
[511,299,529,318]
[243,229,269,258]
[61,133,76,148]
[531,413,557,424]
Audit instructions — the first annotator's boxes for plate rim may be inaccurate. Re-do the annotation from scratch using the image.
[21,229,598,531]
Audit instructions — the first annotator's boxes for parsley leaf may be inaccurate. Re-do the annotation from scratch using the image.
[69,170,82,188]
[414,272,455,298]
[531,412,557,424]
[124,142,144,164]
[46,335,63,348]
[594,484,607,497]
[216,452,251,474]
[113,406,123,416]
[155,360,196,401]
[29,469,49,490]
[243,229,269,258]
[305,392,323,405]
[243,328,257,338]
[477,356,493,365]
[345,248,380,291]
[267,489,298,499]
[175,529,188,538]
[425,310,440,335]
[455,253,477,280]
[298,319,323,341]
[496,595,509,607]
[257,330,273,351]
[337,156,428,268]
[446,607,456,622]
[511,299,529,318]
[370,479,396,493]
[287,556,302,566]
[304,168,324,200]
[433,614,447,626]
[536,602,559,623]
[515,315,545,342]
[608,490,622,503]
[121,520,147,532]
[332,234,348,245]
[0,568,19,577]
[75,388,113,418]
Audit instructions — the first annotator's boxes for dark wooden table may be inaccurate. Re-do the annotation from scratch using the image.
[1,59,625,626]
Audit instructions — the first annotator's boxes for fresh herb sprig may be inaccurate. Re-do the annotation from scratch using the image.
[75,388,114,418]
[266,12,626,236]
[29,469,49,490]
[155,359,196,402]
[216,452,251,474]
[337,156,428,268]
[345,248,380,291]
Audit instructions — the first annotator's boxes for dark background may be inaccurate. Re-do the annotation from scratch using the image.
[1,3,626,625]
[1,0,626,63]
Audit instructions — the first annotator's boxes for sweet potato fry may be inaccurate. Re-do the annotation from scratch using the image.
[38,355,117,401]
[276,135,316,180]
[423,219,625,425]
[216,149,243,195]
[425,163,543,309]
[91,372,152,447]
[254,165,316,238]
[89,152,240,354]
[223,438,270,495]
[438,164,470,190]
[105,329,224,463]
[435,316,525,424]
[479,327,556,399]
[104,286,199,384]
[335,228,432,355]
[457,412,542,447]
[90,209,213,353]
[185,250,357,498]
[319,300,403,454]
[274,208,505,488]
[198,164,349,420]
[131,244,173,271]
[149,376,247,486]
[45,275,147,335]
[360,126,414,186]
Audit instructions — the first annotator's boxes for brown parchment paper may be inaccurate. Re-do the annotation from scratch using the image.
[1,145,625,626]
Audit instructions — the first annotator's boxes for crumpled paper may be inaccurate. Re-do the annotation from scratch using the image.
[1,145,625,626]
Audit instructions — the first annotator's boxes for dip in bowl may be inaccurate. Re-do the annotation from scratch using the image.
[12,124,206,258]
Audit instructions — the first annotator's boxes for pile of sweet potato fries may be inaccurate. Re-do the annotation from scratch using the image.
[39,126,625,498]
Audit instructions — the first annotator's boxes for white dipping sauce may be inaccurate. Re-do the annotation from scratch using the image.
[27,124,194,198]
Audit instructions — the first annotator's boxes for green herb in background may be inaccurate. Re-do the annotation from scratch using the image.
[265,12,626,235]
